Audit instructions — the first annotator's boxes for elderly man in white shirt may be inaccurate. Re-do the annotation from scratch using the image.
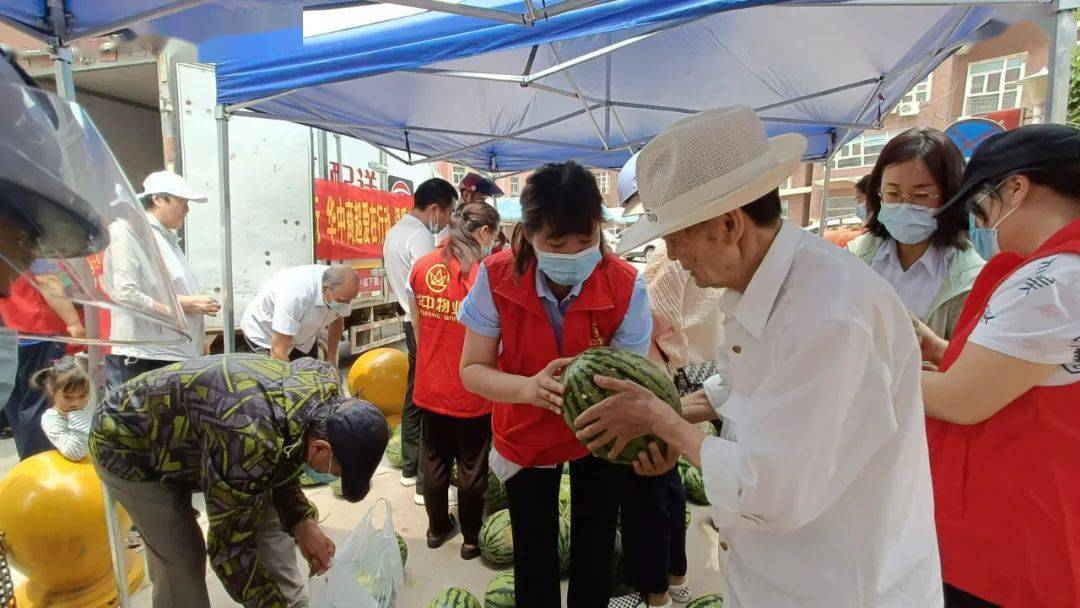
[241,264,359,363]
[105,171,221,391]
[575,107,942,607]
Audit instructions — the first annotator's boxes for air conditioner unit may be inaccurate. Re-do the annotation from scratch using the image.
[897,101,920,116]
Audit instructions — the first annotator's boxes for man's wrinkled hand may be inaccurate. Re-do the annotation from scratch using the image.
[574,375,665,460]
[294,519,335,576]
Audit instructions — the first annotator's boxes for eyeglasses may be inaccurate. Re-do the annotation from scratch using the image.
[879,190,941,208]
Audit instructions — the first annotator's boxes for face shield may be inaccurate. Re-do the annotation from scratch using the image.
[0,80,188,346]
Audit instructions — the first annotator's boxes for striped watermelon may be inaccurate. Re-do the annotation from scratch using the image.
[386,425,403,468]
[427,587,482,608]
[480,509,514,566]
[685,504,692,528]
[682,464,709,505]
[686,593,724,607]
[484,571,515,608]
[558,472,572,517]
[557,516,571,575]
[396,532,408,568]
[486,470,508,512]
[561,348,682,464]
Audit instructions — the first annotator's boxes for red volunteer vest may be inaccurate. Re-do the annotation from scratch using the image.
[410,247,492,418]
[928,219,1080,607]
[0,275,69,336]
[484,249,637,467]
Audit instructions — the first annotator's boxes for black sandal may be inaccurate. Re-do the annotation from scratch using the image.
[426,514,459,549]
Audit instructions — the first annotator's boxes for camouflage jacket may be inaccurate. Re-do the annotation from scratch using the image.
[90,354,342,608]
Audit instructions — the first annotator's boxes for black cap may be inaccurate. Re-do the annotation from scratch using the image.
[944,124,1080,211]
[326,399,390,502]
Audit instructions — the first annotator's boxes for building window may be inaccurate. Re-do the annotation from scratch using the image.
[509,176,520,196]
[451,164,467,185]
[825,196,858,219]
[964,55,1024,116]
[902,74,932,105]
[593,171,610,195]
[831,131,895,169]
[780,175,793,191]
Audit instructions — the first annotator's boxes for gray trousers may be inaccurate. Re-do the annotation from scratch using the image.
[98,468,306,608]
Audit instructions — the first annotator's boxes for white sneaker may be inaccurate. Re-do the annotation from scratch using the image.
[414,492,426,506]
[608,594,673,608]
[669,584,692,604]
[413,487,457,507]
[401,475,417,487]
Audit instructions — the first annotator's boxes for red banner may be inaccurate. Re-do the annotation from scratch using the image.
[314,179,413,260]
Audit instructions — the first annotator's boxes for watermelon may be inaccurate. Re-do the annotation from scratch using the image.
[558,472,572,517]
[386,425,403,468]
[480,509,514,566]
[396,532,408,568]
[561,347,682,464]
[486,470,508,512]
[685,504,692,528]
[484,571,515,608]
[427,587,482,608]
[557,516,571,575]
[686,593,724,607]
[682,465,709,505]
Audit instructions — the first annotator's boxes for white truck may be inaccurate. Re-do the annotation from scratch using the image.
[19,41,437,358]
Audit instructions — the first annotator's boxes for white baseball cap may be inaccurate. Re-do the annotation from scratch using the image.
[138,171,207,202]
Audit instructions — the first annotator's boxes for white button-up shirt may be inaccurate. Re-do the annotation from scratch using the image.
[383,213,436,323]
[240,265,336,353]
[701,222,942,608]
[870,239,954,319]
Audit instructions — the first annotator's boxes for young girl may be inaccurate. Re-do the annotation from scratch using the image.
[33,355,92,461]
[406,202,500,559]
[460,161,652,608]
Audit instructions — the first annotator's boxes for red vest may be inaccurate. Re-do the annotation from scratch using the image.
[410,247,492,418]
[0,275,69,336]
[928,219,1080,607]
[484,249,637,467]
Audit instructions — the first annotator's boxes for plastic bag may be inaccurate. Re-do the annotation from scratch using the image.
[318,498,404,608]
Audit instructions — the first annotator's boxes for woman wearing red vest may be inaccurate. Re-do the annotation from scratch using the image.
[460,161,652,608]
[406,202,500,559]
[916,124,1080,607]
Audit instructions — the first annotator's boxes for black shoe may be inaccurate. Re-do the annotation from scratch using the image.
[427,514,459,549]
[460,543,481,560]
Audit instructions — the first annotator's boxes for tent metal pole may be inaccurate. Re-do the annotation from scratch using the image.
[526,28,673,84]
[1045,0,1078,123]
[374,1,527,25]
[548,44,610,149]
[50,8,130,603]
[215,106,236,354]
[817,133,837,239]
[537,0,618,19]
[65,0,213,44]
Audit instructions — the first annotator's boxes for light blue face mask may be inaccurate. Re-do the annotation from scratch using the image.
[0,327,17,406]
[536,244,602,286]
[877,204,938,245]
[327,299,352,318]
[854,203,868,222]
[969,182,1020,261]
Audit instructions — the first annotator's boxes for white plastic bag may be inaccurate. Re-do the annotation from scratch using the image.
[319,498,404,608]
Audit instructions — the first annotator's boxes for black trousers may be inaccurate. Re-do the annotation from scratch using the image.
[506,455,629,608]
[3,340,65,459]
[944,584,1000,608]
[621,468,688,595]
[420,409,491,544]
[104,354,177,395]
[401,323,423,491]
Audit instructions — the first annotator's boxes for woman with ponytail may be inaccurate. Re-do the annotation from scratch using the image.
[406,201,500,559]
[459,162,653,608]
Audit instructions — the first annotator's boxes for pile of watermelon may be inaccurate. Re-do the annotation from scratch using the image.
[426,587,482,608]
[678,458,709,505]
[386,425,403,468]
[687,593,724,607]
[561,348,682,464]
[485,470,508,512]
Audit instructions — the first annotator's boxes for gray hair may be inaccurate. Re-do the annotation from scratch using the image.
[322,265,357,290]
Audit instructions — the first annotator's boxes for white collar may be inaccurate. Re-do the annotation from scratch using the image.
[727,221,803,338]
[146,212,180,247]
[875,239,951,279]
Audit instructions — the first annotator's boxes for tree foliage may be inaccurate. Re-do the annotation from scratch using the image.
[1070,45,1080,126]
